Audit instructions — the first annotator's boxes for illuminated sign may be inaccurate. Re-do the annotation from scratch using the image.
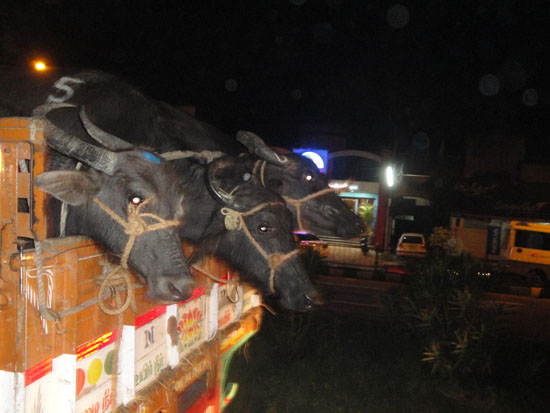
[292,148,328,173]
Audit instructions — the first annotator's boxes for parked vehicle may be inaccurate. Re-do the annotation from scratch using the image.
[506,221,550,283]
[451,216,550,285]
[396,233,427,258]
[294,231,329,258]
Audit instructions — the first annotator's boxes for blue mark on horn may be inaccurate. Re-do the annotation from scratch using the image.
[141,152,162,164]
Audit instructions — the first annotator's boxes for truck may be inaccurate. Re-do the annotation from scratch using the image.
[451,214,550,284]
[0,117,262,412]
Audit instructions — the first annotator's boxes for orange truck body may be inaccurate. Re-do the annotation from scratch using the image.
[0,118,262,412]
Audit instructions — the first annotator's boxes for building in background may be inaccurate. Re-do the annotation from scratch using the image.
[327,150,382,241]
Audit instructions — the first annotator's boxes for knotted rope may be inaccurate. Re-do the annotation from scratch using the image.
[92,197,181,273]
[91,197,181,411]
[221,202,300,293]
[283,188,335,231]
[35,197,181,328]
[160,149,225,163]
[191,264,240,303]
[252,159,268,187]
[252,160,336,231]
[35,240,66,334]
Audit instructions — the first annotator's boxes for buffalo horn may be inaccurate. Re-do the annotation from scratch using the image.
[33,104,119,175]
[235,130,288,166]
[32,102,77,116]
[205,158,235,205]
[79,106,134,150]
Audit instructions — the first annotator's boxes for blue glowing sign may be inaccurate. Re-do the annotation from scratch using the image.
[292,148,328,173]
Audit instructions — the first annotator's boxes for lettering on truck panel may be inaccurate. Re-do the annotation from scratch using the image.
[144,326,155,349]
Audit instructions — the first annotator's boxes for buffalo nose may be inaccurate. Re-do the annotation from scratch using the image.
[305,289,325,309]
[168,280,195,302]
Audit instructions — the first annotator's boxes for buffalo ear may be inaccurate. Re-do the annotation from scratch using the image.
[36,170,101,205]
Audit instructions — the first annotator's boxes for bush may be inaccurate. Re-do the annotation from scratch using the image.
[389,253,507,388]
[428,226,456,254]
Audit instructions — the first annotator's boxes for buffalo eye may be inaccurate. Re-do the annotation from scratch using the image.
[303,171,314,182]
[129,195,144,205]
[258,224,272,233]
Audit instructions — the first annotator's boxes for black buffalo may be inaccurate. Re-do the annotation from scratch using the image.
[30,105,195,303]
[0,67,365,238]
[75,115,321,311]
[0,67,325,310]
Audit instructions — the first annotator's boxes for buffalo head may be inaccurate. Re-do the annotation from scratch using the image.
[193,156,323,311]
[33,104,195,302]
[236,131,366,238]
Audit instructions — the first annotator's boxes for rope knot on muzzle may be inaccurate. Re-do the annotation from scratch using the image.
[267,250,300,293]
[125,212,149,236]
[221,207,243,230]
[93,197,181,268]
[90,197,182,316]
[283,187,335,231]
[220,202,301,293]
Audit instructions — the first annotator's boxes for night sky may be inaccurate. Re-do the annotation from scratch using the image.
[1,0,550,159]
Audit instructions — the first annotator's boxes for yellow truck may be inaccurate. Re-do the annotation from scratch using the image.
[452,215,550,284]
[506,220,550,284]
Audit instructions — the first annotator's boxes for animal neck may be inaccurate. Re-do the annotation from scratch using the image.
[54,201,98,240]
[176,162,224,243]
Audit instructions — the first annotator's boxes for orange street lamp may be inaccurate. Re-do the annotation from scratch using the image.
[33,61,47,71]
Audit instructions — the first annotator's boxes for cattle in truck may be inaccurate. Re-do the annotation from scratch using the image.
[33,104,195,302]
[0,65,365,239]
[81,125,322,311]
[0,66,324,311]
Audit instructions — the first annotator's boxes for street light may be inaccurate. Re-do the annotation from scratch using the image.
[381,162,431,253]
[385,165,395,187]
[385,163,430,187]
[33,61,47,71]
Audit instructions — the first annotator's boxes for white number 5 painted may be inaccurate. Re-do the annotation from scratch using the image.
[46,76,85,103]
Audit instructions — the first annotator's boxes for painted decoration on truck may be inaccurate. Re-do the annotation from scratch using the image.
[218,284,239,330]
[24,357,52,413]
[24,266,54,334]
[242,285,261,315]
[134,306,168,391]
[75,330,117,413]
[176,292,207,357]
[22,355,77,412]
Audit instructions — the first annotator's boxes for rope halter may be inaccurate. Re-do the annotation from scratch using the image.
[92,197,182,314]
[252,159,335,231]
[220,202,300,293]
[282,188,335,231]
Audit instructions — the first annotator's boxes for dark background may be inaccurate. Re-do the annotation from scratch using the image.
[1,0,549,159]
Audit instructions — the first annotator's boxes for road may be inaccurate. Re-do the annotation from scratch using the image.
[314,274,550,343]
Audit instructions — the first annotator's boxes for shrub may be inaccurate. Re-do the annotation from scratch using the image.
[389,253,507,387]
[428,226,456,254]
